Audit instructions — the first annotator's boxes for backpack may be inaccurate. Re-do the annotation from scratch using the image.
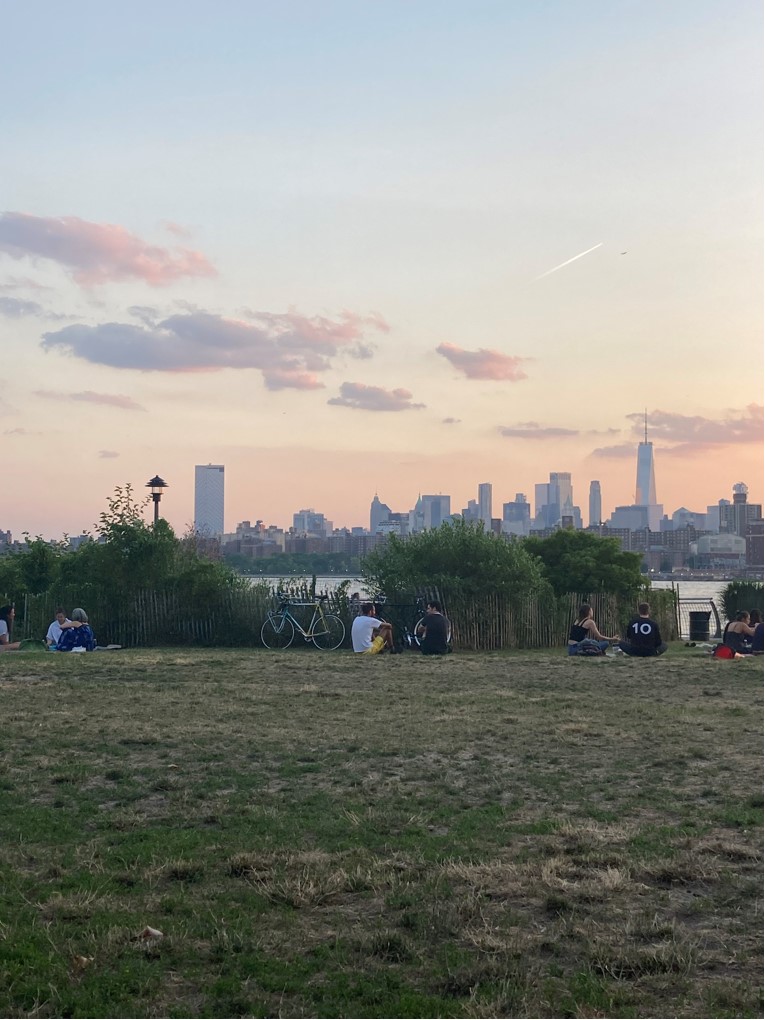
[577,638,605,657]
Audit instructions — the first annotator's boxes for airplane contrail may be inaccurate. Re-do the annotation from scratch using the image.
[534,242,603,281]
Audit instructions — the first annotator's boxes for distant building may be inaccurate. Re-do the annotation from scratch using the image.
[719,483,762,538]
[478,483,492,531]
[292,509,332,536]
[370,494,391,532]
[194,464,225,536]
[634,414,662,530]
[502,494,531,537]
[589,481,602,527]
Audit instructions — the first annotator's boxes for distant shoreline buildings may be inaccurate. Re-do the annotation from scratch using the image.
[1,435,762,576]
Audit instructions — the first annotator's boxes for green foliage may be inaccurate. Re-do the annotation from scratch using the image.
[523,529,646,597]
[0,485,246,621]
[719,581,764,621]
[224,551,362,575]
[362,519,547,601]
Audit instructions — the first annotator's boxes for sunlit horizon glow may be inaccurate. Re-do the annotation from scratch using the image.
[1,1,762,541]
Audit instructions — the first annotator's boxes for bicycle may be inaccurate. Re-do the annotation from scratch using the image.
[370,596,451,651]
[260,594,345,651]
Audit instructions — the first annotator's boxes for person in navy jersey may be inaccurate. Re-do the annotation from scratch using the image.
[416,601,450,656]
[618,603,668,657]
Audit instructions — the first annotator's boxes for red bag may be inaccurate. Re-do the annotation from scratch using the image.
[712,645,736,659]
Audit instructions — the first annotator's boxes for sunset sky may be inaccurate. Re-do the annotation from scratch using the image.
[1,0,762,539]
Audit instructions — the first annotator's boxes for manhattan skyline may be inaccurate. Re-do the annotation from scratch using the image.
[1,0,762,540]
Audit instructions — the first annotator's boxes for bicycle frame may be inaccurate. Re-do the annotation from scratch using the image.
[273,600,330,641]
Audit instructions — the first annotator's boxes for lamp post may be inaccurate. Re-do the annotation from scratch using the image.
[146,475,168,525]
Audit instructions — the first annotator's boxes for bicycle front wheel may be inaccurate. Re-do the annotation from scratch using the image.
[312,614,345,650]
[261,614,295,650]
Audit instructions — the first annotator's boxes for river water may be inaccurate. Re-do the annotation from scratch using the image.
[249,575,729,604]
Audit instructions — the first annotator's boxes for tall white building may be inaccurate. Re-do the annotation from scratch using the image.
[635,414,662,530]
[194,464,225,536]
[478,482,492,531]
[589,481,602,527]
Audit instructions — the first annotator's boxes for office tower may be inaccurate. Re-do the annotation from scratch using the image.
[502,494,531,537]
[549,472,572,511]
[292,509,332,536]
[194,464,225,536]
[719,483,762,537]
[421,494,451,529]
[478,483,492,531]
[589,481,602,527]
[634,413,661,530]
[462,499,479,521]
[635,413,657,505]
[370,494,391,532]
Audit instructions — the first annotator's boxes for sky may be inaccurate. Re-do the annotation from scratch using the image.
[1,0,762,538]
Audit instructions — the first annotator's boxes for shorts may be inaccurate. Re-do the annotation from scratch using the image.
[361,635,386,655]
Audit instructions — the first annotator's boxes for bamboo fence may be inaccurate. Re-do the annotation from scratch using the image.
[15,584,678,651]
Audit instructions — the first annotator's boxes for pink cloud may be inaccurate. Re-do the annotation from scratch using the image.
[42,308,388,392]
[436,342,527,381]
[328,382,425,412]
[626,405,763,446]
[35,390,145,410]
[0,212,216,287]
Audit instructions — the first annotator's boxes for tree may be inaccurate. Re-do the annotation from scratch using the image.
[522,529,645,597]
[362,519,547,601]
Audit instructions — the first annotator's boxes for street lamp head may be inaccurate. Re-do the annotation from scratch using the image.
[146,475,168,496]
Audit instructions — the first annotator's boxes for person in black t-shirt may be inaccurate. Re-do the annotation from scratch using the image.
[417,601,450,655]
[618,603,668,657]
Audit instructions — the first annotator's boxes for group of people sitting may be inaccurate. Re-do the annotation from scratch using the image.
[0,605,96,652]
[716,609,763,657]
[351,601,450,656]
[568,602,668,657]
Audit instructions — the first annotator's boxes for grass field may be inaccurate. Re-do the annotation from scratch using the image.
[0,646,762,1019]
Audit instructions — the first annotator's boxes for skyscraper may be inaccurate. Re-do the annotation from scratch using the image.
[421,494,451,529]
[589,481,602,527]
[478,482,492,530]
[634,413,661,530]
[370,494,391,532]
[635,421,657,505]
[194,464,225,536]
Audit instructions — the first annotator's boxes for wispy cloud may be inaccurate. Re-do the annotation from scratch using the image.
[0,296,44,317]
[328,382,425,412]
[436,342,527,381]
[98,450,120,458]
[42,309,389,391]
[0,212,217,287]
[591,442,638,458]
[627,405,763,445]
[35,390,145,411]
[442,417,461,424]
[499,421,578,438]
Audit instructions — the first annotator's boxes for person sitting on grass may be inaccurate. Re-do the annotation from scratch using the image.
[416,601,450,656]
[746,609,763,655]
[351,603,394,655]
[721,611,756,656]
[55,608,97,652]
[618,602,668,657]
[46,607,70,648]
[0,605,21,651]
[567,603,618,656]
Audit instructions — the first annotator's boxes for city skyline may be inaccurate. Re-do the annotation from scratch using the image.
[1,1,762,539]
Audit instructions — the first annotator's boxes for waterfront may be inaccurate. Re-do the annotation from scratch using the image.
[248,575,736,605]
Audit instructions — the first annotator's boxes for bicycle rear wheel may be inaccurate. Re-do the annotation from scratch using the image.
[312,614,345,650]
[261,614,295,649]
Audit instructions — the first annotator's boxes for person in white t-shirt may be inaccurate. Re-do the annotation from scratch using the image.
[46,608,70,648]
[0,605,21,651]
[351,603,394,654]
